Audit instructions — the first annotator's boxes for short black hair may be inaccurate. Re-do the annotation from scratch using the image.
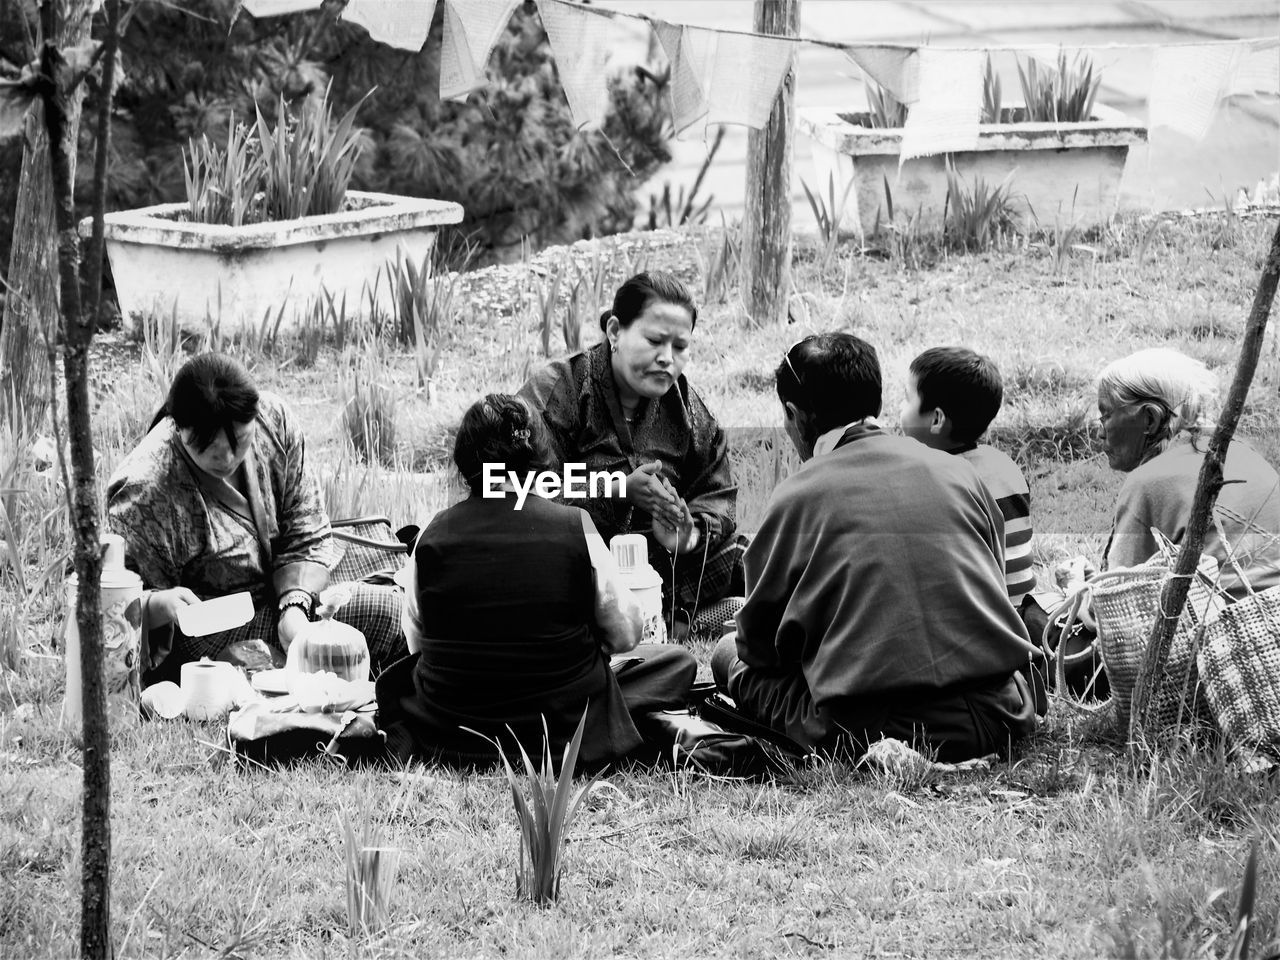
[598,270,698,333]
[909,347,1003,444]
[453,394,551,495]
[775,333,882,434]
[153,353,259,452]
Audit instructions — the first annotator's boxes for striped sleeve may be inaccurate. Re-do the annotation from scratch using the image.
[961,445,1036,605]
[995,490,1035,604]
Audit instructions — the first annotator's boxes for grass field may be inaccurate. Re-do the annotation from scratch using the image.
[3,214,1280,958]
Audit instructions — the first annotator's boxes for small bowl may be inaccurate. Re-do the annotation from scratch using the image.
[140,681,186,720]
[251,669,292,696]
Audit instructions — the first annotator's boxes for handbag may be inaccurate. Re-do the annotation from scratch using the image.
[635,707,806,778]
[329,515,409,584]
[1197,583,1280,754]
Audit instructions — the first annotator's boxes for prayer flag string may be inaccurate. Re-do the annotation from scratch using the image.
[237,0,1279,140]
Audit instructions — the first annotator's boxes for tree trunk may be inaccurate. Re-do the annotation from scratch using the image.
[0,103,59,435]
[742,0,798,327]
[1129,218,1280,748]
[0,0,92,438]
[29,1,110,956]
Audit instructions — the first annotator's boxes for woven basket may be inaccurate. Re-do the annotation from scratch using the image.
[1198,584,1280,753]
[1055,557,1220,734]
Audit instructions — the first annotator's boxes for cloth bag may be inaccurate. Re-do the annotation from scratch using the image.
[330,515,409,583]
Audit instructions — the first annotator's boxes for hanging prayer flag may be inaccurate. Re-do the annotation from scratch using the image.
[1149,42,1244,140]
[342,0,438,53]
[439,0,520,101]
[845,46,918,104]
[653,20,708,137]
[537,0,614,130]
[1227,39,1280,97]
[899,48,983,161]
[704,29,794,129]
[241,0,321,16]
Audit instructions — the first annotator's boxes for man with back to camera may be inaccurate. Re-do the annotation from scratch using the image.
[710,333,1041,761]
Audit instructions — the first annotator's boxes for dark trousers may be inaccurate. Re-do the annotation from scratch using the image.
[711,635,1035,763]
[378,642,696,768]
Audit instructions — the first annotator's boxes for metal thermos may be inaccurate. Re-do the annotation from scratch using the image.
[61,534,144,730]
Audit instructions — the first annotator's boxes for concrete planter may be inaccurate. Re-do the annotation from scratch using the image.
[799,105,1147,238]
[79,191,464,332]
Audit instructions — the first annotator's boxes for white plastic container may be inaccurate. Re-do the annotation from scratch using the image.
[284,618,371,682]
[61,534,144,730]
[181,658,238,721]
[610,534,668,644]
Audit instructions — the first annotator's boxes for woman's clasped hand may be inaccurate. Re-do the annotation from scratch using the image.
[624,461,696,551]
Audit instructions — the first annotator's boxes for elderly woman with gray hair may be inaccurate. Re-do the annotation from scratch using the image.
[1097,347,1280,599]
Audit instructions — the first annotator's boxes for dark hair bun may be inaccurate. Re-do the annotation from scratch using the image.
[453,394,550,495]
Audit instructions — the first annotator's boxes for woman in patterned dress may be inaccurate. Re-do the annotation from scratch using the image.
[107,353,406,684]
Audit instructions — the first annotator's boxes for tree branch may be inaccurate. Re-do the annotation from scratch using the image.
[1129,218,1280,748]
[85,0,121,329]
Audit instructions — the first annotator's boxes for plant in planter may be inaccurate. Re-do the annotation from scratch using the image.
[78,88,462,333]
[801,50,1146,239]
[1016,51,1101,125]
[184,91,367,227]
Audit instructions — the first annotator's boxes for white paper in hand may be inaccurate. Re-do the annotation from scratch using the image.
[175,592,254,637]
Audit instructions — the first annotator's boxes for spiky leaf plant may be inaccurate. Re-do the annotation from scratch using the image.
[865,80,908,129]
[1016,50,1101,124]
[474,709,602,905]
[981,55,1003,124]
[942,160,1018,253]
[339,805,399,939]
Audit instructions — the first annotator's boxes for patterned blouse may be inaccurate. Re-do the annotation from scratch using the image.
[517,341,737,552]
[106,392,337,606]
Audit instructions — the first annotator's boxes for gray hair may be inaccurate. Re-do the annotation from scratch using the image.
[1097,348,1218,451]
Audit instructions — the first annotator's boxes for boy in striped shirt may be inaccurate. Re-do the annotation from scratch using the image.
[899,348,1036,607]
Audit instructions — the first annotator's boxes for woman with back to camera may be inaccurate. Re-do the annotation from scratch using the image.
[375,394,696,768]
[107,353,406,683]
[518,271,746,641]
